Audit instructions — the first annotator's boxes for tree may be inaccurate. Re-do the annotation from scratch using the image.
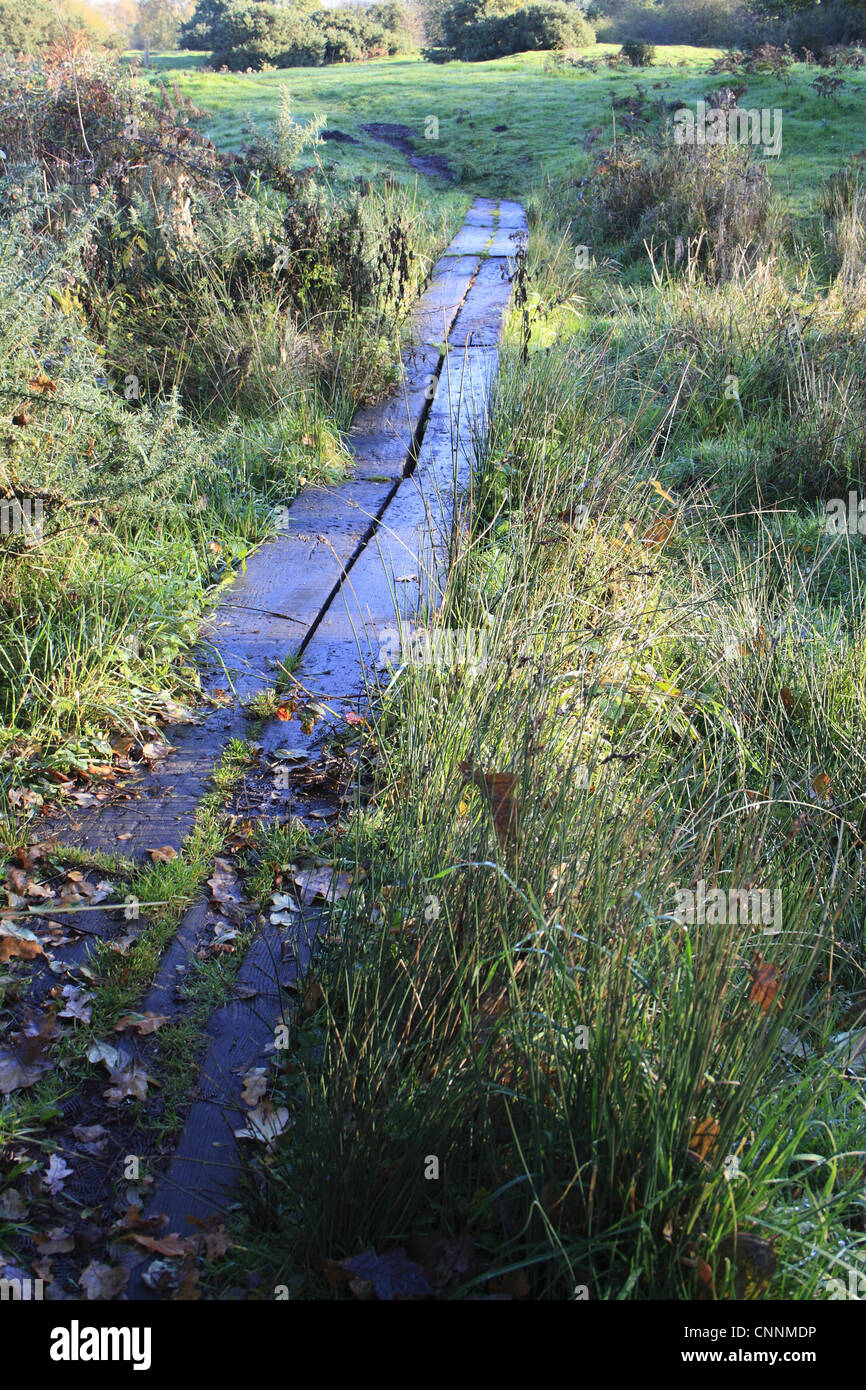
[132,0,195,48]
[749,0,849,14]
[179,0,231,48]
[180,0,318,50]
[434,0,592,59]
[0,0,117,52]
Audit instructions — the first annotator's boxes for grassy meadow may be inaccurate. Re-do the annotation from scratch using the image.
[153,45,866,206]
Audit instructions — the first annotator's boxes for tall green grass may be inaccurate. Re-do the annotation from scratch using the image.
[0,59,464,841]
[231,145,866,1302]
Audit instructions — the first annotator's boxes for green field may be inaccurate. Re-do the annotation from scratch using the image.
[150,46,866,209]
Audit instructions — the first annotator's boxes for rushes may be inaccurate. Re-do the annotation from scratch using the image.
[238,330,866,1299]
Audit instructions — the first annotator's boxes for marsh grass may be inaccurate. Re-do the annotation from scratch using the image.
[0,57,462,841]
[229,142,866,1299]
[232,331,866,1299]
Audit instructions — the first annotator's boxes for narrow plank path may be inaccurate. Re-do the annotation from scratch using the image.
[8,198,526,1299]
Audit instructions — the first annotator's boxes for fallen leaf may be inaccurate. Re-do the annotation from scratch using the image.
[29,374,57,395]
[0,1189,28,1219]
[689,1117,721,1163]
[271,748,312,763]
[140,741,173,764]
[79,1261,129,1300]
[0,1050,52,1093]
[42,1154,73,1195]
[0,924,44,962]
[8,787,42,810]
[103,1065,150,1105]
[12,1009,59,1062]
[696,1257,715,1292]
[460,762,520,845]
[71,1123,108,1156]
[114,1206,168,1235]
[811,771,832,801]
[210,924,239,951]
[302,975,324,1016]
[109,935,137,956]
[177,1265,201,1300]
[146,845,178,863]
[749,957,782,1013]
[829,1028,866,1074]
[201,1226,232,1260]
[141,1258,184,1294]
[6,867,30,894]
[206,858,241,904]
[130,1233,194,1256]
[58,984,93,1024]
[241,1068,268,1107]
[779,1027,811,1059]
[113,1012,170,1036]
[642,513,675,548]
[233,1100,291,1148]
[407,1230,474,1289]
[269,891,299,926]
[87,1039,126,1071]
[293,865,352,906]
[34,1227,75,1255]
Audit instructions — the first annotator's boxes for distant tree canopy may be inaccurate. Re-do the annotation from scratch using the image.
[0,0,120,52]
[425,0,594,60]
[132,0,195,49]
[594,0,866,49]
[179,0,414,66]
[747,0,839,14]
[745,0,866,45]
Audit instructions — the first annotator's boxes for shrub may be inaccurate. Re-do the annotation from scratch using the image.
[0,42,221,187]
[431,0,593,61]
[0,0,117,53]
[575,135,783,282]
[620,39,655,66]
[815,164,866,285]
[210,6,326,69]
[189,0,414,69]
[783,1,866,57]
[598,0,756,48]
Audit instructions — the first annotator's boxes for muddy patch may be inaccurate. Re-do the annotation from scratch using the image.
[360,122,456,182]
